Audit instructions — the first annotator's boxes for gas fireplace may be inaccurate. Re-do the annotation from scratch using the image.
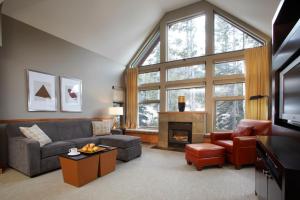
[168,122,192,148]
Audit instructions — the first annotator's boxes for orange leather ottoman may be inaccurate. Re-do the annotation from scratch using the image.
[185,143,225,170]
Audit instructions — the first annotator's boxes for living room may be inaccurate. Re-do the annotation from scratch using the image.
[1,0,300,199]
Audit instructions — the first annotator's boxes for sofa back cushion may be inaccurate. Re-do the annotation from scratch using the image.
[239,119,272,136]
[57,120,92,140]
[6,121,59,140]
[6,120,93,141]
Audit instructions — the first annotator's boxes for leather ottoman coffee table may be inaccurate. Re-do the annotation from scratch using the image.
[59,154,99,187]
[59,146,117,187]
[185,143,225,170]
[98,146,117,177]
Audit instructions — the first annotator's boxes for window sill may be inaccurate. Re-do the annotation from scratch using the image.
[125,128,158,134]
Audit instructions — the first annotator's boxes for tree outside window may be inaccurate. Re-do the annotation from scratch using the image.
[167,87,205,111]
[168,15,206,61]
[138,90,160,128]
[167,64,205,81]
[214,14,262,54]
[215,100,245,130]
[142,42,160,66]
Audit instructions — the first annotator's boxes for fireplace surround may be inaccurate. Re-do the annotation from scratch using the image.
[158,112,207,148]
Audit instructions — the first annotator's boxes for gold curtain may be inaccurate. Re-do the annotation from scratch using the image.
[245,46,270,120]
[125,68,138,129]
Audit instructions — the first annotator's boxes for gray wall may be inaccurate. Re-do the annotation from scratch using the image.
[0,4,2,47]
[0,15,125,120]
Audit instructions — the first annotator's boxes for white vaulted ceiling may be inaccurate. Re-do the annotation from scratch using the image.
[1,0,279,65]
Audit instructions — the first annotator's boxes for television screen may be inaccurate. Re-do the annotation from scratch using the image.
[283,63,300,115]
[280,56,300,124]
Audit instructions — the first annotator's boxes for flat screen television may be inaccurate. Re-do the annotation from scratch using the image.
[280,55,300,126]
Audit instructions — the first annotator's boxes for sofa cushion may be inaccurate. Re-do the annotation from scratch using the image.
[66,137,102,148]
[99,135,141,148]
[57,120,92,141]
[92,121,112,136]
[34,122,60,141]
[6,122,59,141]
[6,120,93,142]
[41,141,75,159]
[214,140,233,153]
[19,124,52,147]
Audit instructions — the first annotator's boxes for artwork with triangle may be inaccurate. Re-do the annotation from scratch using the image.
[35,85,51,99]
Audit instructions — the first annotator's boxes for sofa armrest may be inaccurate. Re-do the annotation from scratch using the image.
[232,136,257,168]
[233,136,256,148]
[8,137,41,177]
[210,132,233,143]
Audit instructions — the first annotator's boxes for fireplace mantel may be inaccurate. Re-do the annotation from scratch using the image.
[158,112,207,148]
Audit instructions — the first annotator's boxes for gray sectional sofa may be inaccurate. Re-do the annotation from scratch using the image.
[5,120,141,177]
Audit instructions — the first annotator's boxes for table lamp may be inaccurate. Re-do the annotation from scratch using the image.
[108,107,124,129]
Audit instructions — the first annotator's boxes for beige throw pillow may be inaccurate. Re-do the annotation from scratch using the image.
[19,124,52,147]
[92,120,112,136]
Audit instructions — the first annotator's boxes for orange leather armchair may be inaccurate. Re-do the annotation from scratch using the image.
[210,119,272,169]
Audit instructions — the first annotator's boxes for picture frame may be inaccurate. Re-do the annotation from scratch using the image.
[60,76,82,112]
[27,70,57,111]
[112,86,124,103]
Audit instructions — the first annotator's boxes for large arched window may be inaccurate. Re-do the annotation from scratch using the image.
[129,1,269,131]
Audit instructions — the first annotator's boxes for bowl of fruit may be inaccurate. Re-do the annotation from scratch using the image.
[79,143,105,154]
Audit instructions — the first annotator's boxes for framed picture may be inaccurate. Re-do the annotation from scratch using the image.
[27,70,57,111]
[60,77,82,112]
[112,86,124,103]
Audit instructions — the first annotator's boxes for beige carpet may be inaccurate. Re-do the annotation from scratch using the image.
[0,145,258,200]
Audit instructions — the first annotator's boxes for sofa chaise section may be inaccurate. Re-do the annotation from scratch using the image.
[99,135,142,161]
